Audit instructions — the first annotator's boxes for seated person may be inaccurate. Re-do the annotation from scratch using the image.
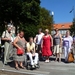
[26,37,38,68]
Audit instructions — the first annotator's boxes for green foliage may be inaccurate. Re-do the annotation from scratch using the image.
[19,24,39,40]
[21,0,40,25]
[70,18,75,36]
[40,7,53,26]
[0,0,53,39]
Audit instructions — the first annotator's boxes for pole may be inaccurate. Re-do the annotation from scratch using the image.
[73,6,75,19]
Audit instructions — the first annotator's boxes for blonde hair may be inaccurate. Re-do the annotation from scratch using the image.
[45,29,49,32]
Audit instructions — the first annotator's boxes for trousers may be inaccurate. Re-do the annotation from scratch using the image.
[4,42,10,64]
[26,53,38,65]
[64,46,70,61]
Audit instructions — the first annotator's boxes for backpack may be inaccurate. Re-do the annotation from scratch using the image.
[1,31,6,45]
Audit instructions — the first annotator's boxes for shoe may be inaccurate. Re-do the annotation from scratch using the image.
[35,64,38,68]
[47,60,49,62]
[20,66,25,69]
[45,60,49,63]
[32,65,35,68]
[15,66,20,70]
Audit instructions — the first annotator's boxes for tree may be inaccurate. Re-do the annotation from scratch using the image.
[70,18,75,36]
[0,0,23,34]
[0,0,53,39]
[21,0,40,25]
[0,0,40,35]
[39,7,53,32]
[40,7,53,26]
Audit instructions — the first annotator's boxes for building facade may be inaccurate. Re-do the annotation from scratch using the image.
[51,22,72,36]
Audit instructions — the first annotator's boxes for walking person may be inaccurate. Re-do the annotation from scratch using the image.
[26,37,38,68]
[41,29,53,63]
[63,30,73,62]
[53,28,62,62]
[13,31,27,70]
[34,28,44,60]
[1,26,12,64]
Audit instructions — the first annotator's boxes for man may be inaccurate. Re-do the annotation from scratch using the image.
[63,30,73,62]
[26,37,38,68]
[34,29,44,53]
[1,26,12,64]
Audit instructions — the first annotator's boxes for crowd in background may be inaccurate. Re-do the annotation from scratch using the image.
[0,24,75,70]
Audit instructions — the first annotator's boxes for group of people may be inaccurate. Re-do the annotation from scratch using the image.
[1,25,74,70]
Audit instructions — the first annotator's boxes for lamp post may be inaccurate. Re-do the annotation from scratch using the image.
[51,11,54,18]
[70,6,75,18]
[51,11,54,35]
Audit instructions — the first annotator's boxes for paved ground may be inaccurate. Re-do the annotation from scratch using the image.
[0,55,75,75]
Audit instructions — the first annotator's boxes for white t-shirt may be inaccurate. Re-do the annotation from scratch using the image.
[36,33,44,45]
[63,36,73,48]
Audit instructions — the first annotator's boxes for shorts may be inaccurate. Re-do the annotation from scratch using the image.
[53,45,62,54]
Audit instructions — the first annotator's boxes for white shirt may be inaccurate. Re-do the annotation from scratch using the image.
[36,33,44,45]
[63,36,73,48]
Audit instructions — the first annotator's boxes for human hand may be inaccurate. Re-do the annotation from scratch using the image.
[60,43,62,47]
[7,38,11,41]
[32,53,35,56]
[41,45,43,48]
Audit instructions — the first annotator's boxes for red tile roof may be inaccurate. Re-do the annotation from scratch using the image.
[53,23,72,30]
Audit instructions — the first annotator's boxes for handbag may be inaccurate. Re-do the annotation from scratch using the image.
[68,51,74,62]
[17,48,24,55]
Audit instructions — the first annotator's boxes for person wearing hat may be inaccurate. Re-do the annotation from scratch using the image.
[1,26,12,64]
[41,29,53,62]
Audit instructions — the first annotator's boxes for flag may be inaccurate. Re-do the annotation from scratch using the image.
[69,6,74,13]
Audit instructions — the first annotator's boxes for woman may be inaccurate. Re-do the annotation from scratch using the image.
[53,28,62,62]
[13,31,27,70]
[41,29,53,62]
[63,30,73,62]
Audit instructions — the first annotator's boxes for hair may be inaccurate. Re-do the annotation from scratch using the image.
[39,28,42,32]
[66,30,70,34]
[19,30,24,33]
[45,29,49,32]
[7,26,11,29]
[29,37,33,40]
[55,28,59,31]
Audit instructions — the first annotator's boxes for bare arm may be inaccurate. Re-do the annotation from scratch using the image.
[13,37,21,49]
[59,34,62,46]
[41,36,44,48]
[34,37,36,43]
[24,38,27,44]
[33,44,35,53]
[50,35,53,46]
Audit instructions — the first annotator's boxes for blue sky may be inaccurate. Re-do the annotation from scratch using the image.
[40,0,75,23]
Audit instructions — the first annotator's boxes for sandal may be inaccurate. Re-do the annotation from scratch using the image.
[15,66,20,70]
[20,66,25,69]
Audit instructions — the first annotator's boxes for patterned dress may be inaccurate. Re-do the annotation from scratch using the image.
[13,37,25,61]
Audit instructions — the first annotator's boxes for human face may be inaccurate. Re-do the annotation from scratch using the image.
[55,29,58,33]
[19,32,24,38]
[8,27,11,33]
[45,31,48,35]
[66,31,70,37]
[30,38,33,43]
[38,30,41,34]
